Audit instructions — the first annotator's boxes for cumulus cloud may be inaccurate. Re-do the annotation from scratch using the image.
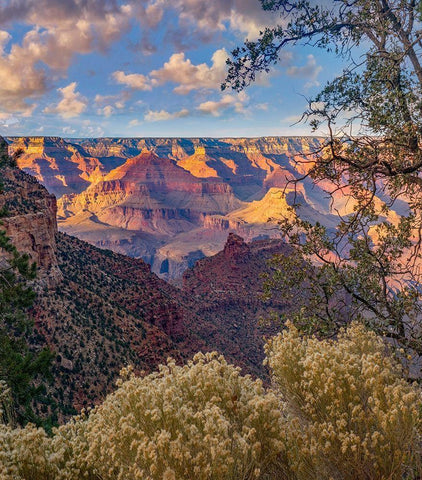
[0,0,136,115]
[144,108,189,122]
[95,91,131,117]
[114,48,228,96]
[0,0,278,118]
[113,71,152,91]
[162,0,276,40]
[0,31,10,51]
[97,105,114,117]
[0,30,46,116]
[150,48,227,94]
[44,82,88,118]
[198,92,248,117]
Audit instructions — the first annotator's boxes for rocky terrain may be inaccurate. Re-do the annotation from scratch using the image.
[1,139,292,417]
[7,136,336,279]
[0,138,62,288]
[8,136,403,281]
[183,233,292,376]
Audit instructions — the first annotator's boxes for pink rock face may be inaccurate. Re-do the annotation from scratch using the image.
[57,149,244,242]
[11,136,104,197]
[1,163,62,287]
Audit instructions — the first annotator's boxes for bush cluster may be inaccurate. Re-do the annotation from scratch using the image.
[266,322,421,480]
[0,323,421,480]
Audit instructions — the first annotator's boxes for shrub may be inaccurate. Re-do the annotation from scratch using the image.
[79,353,287,480]
[266,321,422,480]
[0,353,288,480]
[1,325,421,480]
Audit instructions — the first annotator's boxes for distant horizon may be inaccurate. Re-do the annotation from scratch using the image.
[5,134,326,140]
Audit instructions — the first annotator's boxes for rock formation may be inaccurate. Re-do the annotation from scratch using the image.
[0,137,62,287]
[183,234,293,377]
[2,146,296,416]
[7,135,396,279]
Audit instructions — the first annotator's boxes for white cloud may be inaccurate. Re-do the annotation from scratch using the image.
[0,31,10,51]
[287,54,322,88]
[112,71,152,91]
[44,82,87,118]
[81,120,105,137]
[166,0,277,40]
[145,2,164,27]
[0,32,46,115]
[0,0,279,117]
[95,91,130,107]
[98,105,114,117]
[0,114,19,127]
[150,48,228,94]
[95,91,130,117]
[62,126,77,135]
[144,108,189,122]
[0,1,136,115]
[197,92,249,117]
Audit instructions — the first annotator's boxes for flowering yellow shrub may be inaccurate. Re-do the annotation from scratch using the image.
[1,325,421,480]
[266,321,422,480]
[0,352,288,480]
[0,423,63,480]
[80,353,287,480]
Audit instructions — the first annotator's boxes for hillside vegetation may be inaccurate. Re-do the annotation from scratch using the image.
[1,322,420,480]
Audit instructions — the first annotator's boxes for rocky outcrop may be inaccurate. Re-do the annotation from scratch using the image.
[2,203,62,288]
[0,140,62,287]
[223,233,251,259]
[182,234,293,377]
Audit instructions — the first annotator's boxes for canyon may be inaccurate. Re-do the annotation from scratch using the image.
[2,135,406,417]
[1,139,290,415]
[8,136,338,279]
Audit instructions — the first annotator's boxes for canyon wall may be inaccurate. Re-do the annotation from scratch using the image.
[1,137,62,287]
[6,136,351,278]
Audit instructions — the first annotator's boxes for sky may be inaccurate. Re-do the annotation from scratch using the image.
[0,0,346,138]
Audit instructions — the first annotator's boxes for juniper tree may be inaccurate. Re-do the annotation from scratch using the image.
[0,228,54,426]
[224,0,422,356]
[0,146,53,425]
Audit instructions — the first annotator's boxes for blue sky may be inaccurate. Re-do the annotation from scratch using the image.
[0,0,346,137]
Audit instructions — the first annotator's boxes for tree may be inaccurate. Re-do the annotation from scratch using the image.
[0,209,53,426]
[224,0,422,357]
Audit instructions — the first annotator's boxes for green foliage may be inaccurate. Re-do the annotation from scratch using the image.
[225,0,422,355]
[0,228,53,426]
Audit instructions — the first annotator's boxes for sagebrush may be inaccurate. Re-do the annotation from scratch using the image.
[1,323,421,480]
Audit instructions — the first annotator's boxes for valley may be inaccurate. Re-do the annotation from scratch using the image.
[8,136,341,279]
[0,136,290,416]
